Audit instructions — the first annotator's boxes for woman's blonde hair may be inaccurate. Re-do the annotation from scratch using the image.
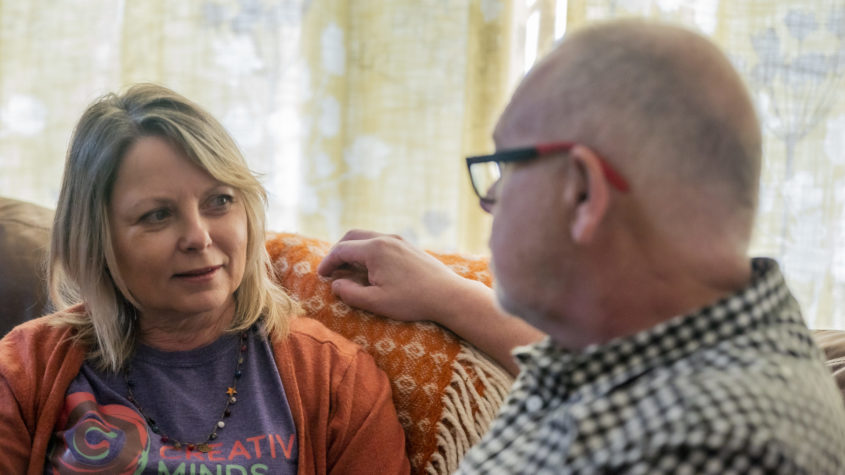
[49,83,300,371]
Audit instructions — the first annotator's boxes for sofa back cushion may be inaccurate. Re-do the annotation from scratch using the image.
[0,197,53,335]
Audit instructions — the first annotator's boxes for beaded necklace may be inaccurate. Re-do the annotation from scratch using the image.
[124,328,249,453]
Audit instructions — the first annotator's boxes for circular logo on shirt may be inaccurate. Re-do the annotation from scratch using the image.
[48,392,150,474]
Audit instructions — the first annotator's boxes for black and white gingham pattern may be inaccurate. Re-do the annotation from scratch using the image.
[458,258,845,474]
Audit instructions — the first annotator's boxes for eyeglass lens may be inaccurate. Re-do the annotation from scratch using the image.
[470,161,502,202]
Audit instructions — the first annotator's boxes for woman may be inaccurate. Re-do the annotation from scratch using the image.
[0,84,410,474]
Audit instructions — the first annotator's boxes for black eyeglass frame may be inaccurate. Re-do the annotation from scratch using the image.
[465,141,630,207]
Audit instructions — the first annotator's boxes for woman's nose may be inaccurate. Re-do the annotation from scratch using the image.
[178,212,212,252]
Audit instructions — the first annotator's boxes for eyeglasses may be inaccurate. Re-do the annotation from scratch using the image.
[465,141,630,210]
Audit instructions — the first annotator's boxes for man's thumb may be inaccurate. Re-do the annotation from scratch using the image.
[330,278,374,311]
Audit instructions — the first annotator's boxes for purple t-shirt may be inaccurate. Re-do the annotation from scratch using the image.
[44,326,297,474]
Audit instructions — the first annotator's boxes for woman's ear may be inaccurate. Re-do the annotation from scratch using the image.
[567,145,610,244]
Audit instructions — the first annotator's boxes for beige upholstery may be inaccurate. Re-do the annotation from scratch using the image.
[0,197,53,335]
[813,330,845,401]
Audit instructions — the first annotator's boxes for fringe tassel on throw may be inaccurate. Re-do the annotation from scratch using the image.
[425,344,514,474]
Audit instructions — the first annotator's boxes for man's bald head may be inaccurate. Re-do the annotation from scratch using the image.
[495,20,761,244]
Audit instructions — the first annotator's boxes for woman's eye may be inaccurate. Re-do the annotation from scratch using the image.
[209,194,234,211]
[141,208,171,224]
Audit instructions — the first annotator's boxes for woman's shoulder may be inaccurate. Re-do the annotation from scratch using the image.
[1,305,89,448]
[275,316,364,360]
[268,316,394,414]
[4,306,78,340]
[1,304,86,365]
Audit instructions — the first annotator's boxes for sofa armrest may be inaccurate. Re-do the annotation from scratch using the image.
[0,197,54,336]
[813,329,845,401]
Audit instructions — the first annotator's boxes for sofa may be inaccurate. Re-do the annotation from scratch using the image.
[3,195,845,474]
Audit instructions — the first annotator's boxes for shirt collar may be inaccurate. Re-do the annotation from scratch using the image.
[512,258,805,399]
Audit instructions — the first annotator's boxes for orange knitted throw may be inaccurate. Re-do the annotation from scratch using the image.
[265,233,513,474]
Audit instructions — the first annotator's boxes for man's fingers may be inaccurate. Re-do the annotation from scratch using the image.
[318,233,408,276]
[328,264,370,286]
[318,231,390,276]
[330,278,385,314]
[338,229,386,242]
[317,241,370,276]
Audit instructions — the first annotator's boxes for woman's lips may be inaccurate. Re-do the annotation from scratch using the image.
[173,265,221,281]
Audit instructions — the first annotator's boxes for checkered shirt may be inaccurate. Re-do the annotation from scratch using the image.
[458,258,845,474]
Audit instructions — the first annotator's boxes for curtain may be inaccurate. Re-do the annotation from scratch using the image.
[0,0,308,232]
[0,0,508,252]
[297,0,509,252]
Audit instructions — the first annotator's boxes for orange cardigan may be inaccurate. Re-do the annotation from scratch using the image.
[0,313,410,475]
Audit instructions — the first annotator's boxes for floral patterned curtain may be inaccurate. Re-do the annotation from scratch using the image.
[0,0,508,252]
[297,0,509,252]
[0,0,309,232]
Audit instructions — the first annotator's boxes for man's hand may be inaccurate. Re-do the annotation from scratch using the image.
[318,230,546,376]
[317,229,469,325]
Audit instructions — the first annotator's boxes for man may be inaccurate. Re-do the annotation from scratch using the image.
[318,19,845,473]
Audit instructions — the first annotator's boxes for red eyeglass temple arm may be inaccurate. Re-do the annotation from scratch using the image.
[535,142,630,193]
[597,161,630,193]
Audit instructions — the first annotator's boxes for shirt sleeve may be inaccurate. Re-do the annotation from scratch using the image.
[0,335,34,474]
[0,377,31,473]
[326,348,411,475]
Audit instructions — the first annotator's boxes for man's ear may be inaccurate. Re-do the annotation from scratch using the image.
[567,145,610,243]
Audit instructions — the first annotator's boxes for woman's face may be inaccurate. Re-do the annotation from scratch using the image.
[108,136,248,323]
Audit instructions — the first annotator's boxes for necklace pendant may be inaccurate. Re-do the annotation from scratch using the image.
[197,443,212,453]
